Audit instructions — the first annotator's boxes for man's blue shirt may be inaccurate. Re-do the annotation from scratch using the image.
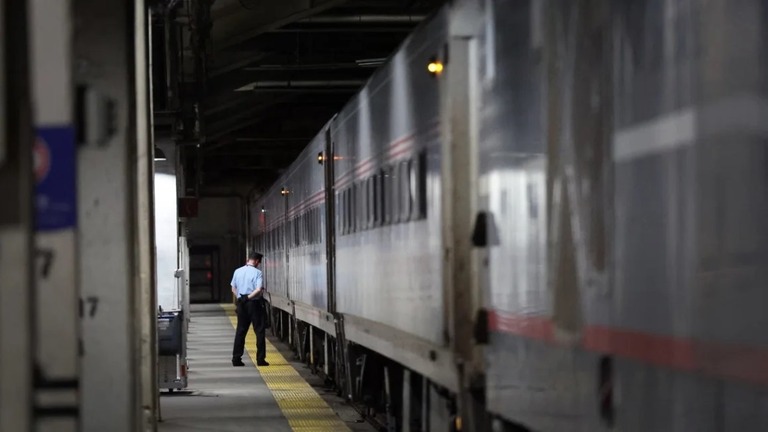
[231,264,262,297]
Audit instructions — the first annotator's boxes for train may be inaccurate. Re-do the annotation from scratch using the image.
[247,0,768,431]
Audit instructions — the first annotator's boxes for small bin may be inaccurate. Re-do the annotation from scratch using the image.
[157,311,183,355]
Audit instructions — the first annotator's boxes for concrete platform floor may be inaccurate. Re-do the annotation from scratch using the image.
[158,304,375,432]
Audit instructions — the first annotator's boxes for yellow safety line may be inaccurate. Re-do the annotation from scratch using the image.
[222,303,351,432]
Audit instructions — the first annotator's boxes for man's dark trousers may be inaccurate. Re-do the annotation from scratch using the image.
[232,298,266,364]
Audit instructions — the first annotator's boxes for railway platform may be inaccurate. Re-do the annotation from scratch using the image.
[158,304,374,432]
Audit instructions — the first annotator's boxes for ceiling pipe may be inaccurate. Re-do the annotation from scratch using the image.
[243,62,376,71]
[269,26,413,33]
[234,79,365,91]
[297,14,426,24]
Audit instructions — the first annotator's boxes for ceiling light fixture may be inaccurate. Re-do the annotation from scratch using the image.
[154,146,167,161]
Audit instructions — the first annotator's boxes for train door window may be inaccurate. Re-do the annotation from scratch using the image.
[356,181,363,232]
[400,159,413,222]
[411,151,427,220]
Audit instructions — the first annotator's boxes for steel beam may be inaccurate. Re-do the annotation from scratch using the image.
[212,0,351,49]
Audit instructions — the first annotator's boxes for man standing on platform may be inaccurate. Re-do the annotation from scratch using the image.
[231,251,269,367]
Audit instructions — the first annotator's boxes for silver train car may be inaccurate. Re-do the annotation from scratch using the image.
[250,0,768,430]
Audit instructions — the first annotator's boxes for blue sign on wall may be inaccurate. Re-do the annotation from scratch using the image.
[35,126,76,231]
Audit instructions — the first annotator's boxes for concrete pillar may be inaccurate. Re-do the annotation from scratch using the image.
[0,1,34,430]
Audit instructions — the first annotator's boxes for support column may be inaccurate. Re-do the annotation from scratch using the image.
[135,1,158,428]
[74,0,143,430]
[0,1,34,430]
[29,0,80,429]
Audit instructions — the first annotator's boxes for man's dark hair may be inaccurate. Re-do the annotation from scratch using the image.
[248,251,263,262]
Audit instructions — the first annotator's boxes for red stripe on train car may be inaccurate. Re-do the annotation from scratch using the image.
[488,309,768,386]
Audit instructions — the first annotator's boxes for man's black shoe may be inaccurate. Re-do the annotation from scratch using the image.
[256,360,270,366]
[232,359,245,367]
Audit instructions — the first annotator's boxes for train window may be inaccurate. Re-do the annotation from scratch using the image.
[411,151,427,220]
[400,159,413,222]
[367,176,375,229]
[351,184,356,233]
[345,187,350,234]
[339,190,345,235]
[391,163,401,224]
[346,187,352,234]
[382,167,392,225]
[294,217,299,247]
[376,174,382,227]
[312,208,317,243]
[302,213,306,245]
[345,187,351,234]
[362,179,369,230]
[335,192,340,234]
[340,193,344,235]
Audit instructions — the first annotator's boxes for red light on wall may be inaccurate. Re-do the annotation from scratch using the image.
[207,271,212,280]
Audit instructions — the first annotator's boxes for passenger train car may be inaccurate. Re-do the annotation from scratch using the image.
[250,0,768,430]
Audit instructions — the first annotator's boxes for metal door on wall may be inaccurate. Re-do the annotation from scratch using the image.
[189,245,220,303]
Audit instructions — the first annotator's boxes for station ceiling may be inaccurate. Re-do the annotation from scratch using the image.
[151,0,444,196]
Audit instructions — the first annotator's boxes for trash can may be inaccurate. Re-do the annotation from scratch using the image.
[157,311,183,355]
